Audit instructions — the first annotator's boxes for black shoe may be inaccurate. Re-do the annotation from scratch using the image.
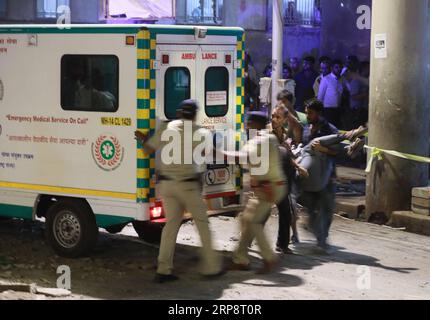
[154,273,179,283]
[316,240,333,254]
[291,235,300,244]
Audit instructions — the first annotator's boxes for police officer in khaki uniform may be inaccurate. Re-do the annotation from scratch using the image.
[226,112,287,274]
[135,100,224,283]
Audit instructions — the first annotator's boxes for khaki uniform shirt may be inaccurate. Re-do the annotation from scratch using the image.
[241,130,286,184]
[146,119,212,181]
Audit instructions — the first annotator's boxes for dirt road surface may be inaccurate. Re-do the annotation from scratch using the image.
[1,210,429,300]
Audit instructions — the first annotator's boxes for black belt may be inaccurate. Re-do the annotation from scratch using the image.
[158,175,200,183]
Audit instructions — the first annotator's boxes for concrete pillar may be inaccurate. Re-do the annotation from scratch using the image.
[272,0,283,108]
[366,0,430,220]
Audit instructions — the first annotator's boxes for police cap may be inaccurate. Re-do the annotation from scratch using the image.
[247,111,268,126]
[179,99,199,118]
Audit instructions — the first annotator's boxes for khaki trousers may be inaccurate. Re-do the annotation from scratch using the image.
[233,183,286,265]
[157,180,222,276]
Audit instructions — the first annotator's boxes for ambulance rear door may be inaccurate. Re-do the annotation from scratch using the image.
[155,43,239,205]
[195,45,238,199]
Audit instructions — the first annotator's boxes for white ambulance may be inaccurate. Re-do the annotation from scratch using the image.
[0,24,246,257]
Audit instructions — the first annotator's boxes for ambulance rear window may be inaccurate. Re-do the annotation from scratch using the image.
[61,55,119,113]
[164,67,191,120]
[205,67,229,117]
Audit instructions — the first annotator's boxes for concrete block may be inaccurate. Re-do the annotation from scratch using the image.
[411,204,430,216]
[35,287,71,297]
[412,187,430,199]
[335,196,365,219]
[390,211,430,236]
[0,283,37,294]
[412,197,430,208]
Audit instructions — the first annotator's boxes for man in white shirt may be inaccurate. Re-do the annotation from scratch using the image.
[317,59,344,128]
[313,57,332,97]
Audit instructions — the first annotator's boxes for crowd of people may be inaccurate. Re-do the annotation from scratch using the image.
[246,54,370,131]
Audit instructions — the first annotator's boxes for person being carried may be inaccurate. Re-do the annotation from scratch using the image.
[292,99,367,249]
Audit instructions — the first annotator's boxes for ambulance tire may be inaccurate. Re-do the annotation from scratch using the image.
[45,199,98,258]
[132,221,164,244]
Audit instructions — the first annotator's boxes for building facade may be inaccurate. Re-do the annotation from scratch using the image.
[174,0,371,74]
[0,0,372,74]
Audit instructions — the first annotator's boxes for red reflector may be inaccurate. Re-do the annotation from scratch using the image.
[162,54,169,65]
[225,54,232,64]
[150,206,163,219]
[126,36,135,46]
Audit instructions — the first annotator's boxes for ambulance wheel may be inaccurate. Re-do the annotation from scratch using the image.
[45,199,98,258]
[132,221,164,244]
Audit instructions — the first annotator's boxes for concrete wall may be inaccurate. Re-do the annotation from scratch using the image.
[283,26,321,62]
[239,0,372,74]
[252,0,372,75]
[320,0,372,61]
[244,0,320,76]
[245,26,321,76]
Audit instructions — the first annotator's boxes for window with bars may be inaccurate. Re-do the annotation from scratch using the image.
[37,0,70,19]
[283,0,321,26]
[0,0,7,18]
[179,0,223,25]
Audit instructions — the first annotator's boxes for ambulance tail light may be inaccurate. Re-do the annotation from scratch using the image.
[150,203,164,220]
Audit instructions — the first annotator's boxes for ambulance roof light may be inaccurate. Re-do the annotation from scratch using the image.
[194,27,207,39]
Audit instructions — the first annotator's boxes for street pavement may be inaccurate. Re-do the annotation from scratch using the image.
[0,210,429,300]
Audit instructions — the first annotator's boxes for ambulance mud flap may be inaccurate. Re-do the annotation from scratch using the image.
[105,223,128,234]
[133,220,165,244]
[45,198,98,258]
